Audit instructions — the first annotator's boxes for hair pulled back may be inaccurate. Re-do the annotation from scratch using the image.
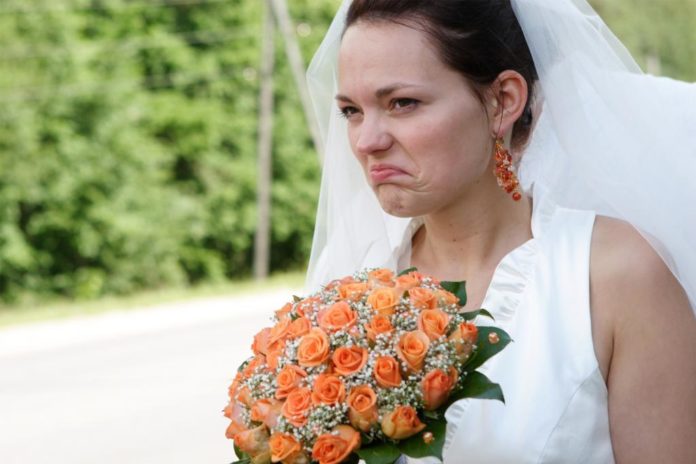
[345,0,538,148]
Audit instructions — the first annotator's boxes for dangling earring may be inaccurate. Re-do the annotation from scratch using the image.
[493,138,522,201]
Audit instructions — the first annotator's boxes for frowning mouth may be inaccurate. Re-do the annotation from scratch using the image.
[369,164,408,183]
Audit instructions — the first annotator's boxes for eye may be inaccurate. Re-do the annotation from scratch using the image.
[390,98,419,113]
[338,105,361,120]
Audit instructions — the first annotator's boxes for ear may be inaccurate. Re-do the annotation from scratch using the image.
[486,70,528,138]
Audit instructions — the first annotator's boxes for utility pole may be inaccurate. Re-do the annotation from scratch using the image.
[270,0,324,161]
[253,0,275,281]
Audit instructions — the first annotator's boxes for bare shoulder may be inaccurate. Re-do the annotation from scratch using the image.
[590,215,690,320]
[590,215,696,463]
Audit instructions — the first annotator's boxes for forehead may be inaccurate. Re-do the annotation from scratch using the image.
[338,20,453,93]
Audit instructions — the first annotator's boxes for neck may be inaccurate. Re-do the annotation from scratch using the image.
[411,178,533,282]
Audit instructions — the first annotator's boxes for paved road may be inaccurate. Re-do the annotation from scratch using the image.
[0,288,301,464]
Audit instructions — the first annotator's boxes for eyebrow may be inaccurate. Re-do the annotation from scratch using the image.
[335,83,423,103]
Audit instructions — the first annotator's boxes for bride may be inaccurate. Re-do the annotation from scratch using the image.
[305,0,696,462]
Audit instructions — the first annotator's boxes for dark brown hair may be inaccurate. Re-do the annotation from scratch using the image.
[345,0,538,148]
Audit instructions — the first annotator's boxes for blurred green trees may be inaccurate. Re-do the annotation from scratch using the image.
[0,0,337,302]
[591,0,696,80]
[0,0,692,304]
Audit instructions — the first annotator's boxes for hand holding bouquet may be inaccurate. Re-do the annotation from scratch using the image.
[224,268,511,464]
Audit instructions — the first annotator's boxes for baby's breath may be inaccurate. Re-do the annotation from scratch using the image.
[246,372,276,400]
[329,329,353,349]
[425,339,458,372]
[377,381,423,412]
[307,403,349,432]
[392,306,418,332]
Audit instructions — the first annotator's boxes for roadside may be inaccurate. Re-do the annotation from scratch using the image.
[0,284,304,464]
[0,284,304,358]
[0,271,305,328]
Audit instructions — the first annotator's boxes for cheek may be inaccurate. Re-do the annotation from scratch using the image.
[419,115,491,179]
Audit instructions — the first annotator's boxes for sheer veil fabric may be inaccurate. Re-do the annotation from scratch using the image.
[305,0,696,315]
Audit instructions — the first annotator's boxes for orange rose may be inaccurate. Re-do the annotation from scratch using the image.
[373,355,402,388]
[275,302,293,320]
[297,328,330,367]
[250,398,283,429]
[331,346,368,375]
[311,373,346,405]
[396,330,430,373]
[281,387,312,427]
[338,282,369,301]
[459,321,478,343]
[287,317,311,339]
[224,400,248,438]
[270,318,291,346]
[347,385,378,432]
[381,405,426,439]
[365,315,394,344]
[317,301,357,332]
[395,271,422,292]
[275,365,307,400]
[367,268,395,287]
[270,432,305,464]
[266,340,285,371]
[228,375,242,399]
[312,425,361,464]
[237,386,254,407]
[435,289,459,306]
[408,287,437,310]
[242,356,266,378]
[323,279,339,291]
[422,368,458,410]
[252,328,271,356]
[449,321,478,360]
[417,309,450,340]
[366,287,399,316]
[233,425,271,463]
[324,277,351,292]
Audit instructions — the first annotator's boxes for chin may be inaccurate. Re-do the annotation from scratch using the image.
[375,189,427,218]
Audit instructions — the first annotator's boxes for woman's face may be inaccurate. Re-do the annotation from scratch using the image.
[338,20,494,218]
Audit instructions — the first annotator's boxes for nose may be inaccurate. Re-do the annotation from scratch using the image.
[354,117,393,156]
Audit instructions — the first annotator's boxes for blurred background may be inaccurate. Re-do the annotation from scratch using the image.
[0,0,693,463]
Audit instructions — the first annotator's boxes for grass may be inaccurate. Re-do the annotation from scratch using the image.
[0,271,306,328]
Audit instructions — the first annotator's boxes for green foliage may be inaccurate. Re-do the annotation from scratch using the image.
[440,280,467,306]
[356,442,401,464]
[0,0,340,303]
[463,326,513,373]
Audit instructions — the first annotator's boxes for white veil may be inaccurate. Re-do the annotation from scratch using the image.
[305,0,696,314]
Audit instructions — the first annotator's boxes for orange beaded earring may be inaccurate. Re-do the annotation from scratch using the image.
[493,138,522,201]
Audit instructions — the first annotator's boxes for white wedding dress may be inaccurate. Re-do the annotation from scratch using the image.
[404,186,614,463]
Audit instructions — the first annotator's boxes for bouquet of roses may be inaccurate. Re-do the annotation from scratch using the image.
[224,268,510,464]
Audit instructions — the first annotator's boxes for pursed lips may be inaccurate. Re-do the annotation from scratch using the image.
[369,164,408,183]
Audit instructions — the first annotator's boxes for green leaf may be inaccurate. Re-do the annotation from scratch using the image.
[357,442,401,464]
[423,409,441,420]
[237,357,251,373]
[449,371,505,404]
[465,326,512,372]
[398,419,446,460]
[230,460,250,464]
[397,266,418,277]
[461,308,494,321]
[292,295,303,303]
[344,453,361,464]
[234,444,250,461]
[440,280,467,306]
